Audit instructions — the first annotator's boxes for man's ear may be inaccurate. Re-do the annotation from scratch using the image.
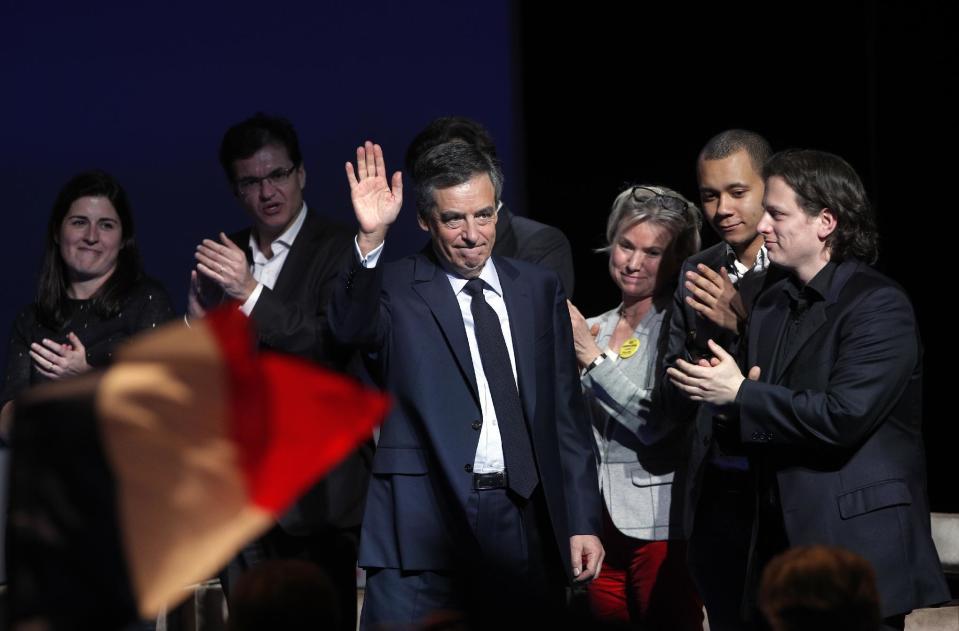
[818,208,837,240]
[417,214,429,232]
[296,164,306,191]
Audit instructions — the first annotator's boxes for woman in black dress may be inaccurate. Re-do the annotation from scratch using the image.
[0,170,173,436]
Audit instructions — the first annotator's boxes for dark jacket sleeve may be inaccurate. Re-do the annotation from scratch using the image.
[327,249,390,355]
[659,263,703,425]
[660,252,747,423]
[551,277,602,536]
[738,284,918,449]
[248,229,353,362]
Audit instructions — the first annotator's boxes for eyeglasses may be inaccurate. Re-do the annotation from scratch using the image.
[630,186,688,212]
[235,165,298,196]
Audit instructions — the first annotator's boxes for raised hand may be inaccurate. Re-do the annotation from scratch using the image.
[345,141,402,254]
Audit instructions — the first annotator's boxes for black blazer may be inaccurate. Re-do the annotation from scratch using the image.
[236,210,352,367]
[661,242,778,536]
[234,210,371,534]
[737,259,949,616]
[493,205,575,298]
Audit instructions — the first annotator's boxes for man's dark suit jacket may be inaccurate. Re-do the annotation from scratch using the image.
[736,258,949,617]
[233,210,369,534]
[329,250,601,577]
[493,204,575,298]
[662,241,774,536]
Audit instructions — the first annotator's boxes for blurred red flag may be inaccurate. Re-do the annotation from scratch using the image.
[8,305,389,626]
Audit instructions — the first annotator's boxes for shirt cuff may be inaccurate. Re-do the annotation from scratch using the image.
[355,238,385,268]
[239,283,264,316]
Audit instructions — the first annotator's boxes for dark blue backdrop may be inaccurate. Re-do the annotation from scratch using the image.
[1,1,521,357]
[3,2,954,514]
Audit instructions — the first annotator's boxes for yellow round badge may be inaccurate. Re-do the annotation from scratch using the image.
[618,338,640,358]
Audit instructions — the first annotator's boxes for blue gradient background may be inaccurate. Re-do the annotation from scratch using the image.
[1,1,521,334]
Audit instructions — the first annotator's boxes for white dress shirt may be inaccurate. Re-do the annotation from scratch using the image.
[240,203,308,315]
[357,240,515,473]
[723,242,769,284]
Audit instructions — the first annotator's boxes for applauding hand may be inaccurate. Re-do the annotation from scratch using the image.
[30,332,90,380]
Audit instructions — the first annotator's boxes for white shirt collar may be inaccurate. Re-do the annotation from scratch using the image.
[249,202,308,261]
[441,257,503,298]
[723,242,769,281]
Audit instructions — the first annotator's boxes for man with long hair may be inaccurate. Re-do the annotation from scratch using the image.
[668,149,949,629]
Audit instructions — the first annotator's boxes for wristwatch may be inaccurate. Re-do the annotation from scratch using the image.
[585,351,609,374]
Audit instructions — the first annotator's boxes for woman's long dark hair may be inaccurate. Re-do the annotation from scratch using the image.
[36,170,143,329]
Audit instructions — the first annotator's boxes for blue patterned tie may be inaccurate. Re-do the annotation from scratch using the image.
[463,278,538,498]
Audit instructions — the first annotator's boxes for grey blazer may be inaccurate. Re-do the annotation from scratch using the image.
[582,302,686,540]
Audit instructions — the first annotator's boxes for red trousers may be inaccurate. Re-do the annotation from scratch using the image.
[587,518,703,630]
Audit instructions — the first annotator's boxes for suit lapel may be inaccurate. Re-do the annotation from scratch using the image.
[748,283,788,383]
[772,301,828,380]
[237,226,255,266]
[752,260,860,383]
[271,212,319,299]
[496,258,537,423]
[772,260,861,380]
[705,243,728,270]
[411,254,480,402]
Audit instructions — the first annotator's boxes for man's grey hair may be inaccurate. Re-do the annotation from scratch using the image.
[413,141,503,220]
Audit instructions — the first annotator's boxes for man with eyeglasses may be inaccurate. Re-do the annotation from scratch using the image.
[660,129,777,629]
[331,140,603,628]
[188,113,366,631]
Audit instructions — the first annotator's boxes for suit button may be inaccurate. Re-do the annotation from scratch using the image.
[464,464,473,473]
[471,420,482,430]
